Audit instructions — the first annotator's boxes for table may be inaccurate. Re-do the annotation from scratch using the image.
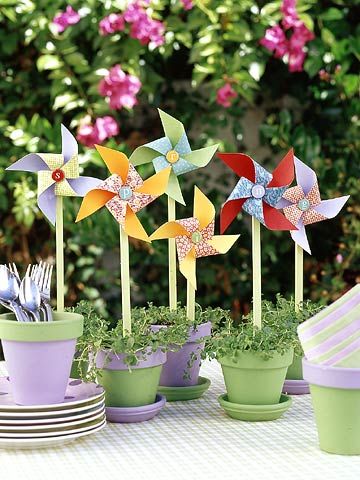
[1,360,360,480]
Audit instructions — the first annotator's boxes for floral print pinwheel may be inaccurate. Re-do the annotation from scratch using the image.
[277,156,349,254]
[6,125,100,225]
[219,149,297,233]
[76,145,171,241]
[150,187,239,289]
[129,109,218,205]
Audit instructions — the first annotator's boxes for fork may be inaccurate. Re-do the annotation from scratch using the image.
[30,262,53,322]
[7,263,30,322]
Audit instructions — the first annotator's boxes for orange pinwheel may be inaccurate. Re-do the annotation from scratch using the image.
[76,145,171,241]
[150,187,239,289]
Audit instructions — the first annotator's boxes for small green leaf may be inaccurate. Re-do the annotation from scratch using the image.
[37,55,63,71]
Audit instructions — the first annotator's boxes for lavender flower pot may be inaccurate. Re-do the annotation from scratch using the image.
[151,322,211,387]
[96,348,166,409]
[0,312,83,406]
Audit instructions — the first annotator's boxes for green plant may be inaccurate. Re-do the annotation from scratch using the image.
[206,300,298,361]
[263,294,324,356]
[135,302,230,329]
[74,302,203,379]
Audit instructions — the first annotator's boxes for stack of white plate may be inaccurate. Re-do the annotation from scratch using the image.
[0,377,106,449]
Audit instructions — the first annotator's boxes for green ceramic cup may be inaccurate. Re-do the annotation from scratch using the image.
[219,349,294,405]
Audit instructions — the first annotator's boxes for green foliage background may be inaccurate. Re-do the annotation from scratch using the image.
[0,0,359,320]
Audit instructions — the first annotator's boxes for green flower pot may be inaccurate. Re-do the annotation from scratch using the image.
[286,354,303,380]
[219,349,294,405]
[303,359,360,455]
[96,349,166,408]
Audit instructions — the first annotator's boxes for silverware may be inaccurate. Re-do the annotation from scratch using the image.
[0,265,28,322]
[19,276,41,322]
[30,262,54,322]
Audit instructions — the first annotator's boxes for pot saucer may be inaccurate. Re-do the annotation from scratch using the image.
[157,376,211,402]
[218,393,292,421]
[282,379,310,395]
[105,395,166,423]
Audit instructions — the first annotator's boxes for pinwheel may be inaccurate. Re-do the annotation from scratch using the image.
[130,109,218,310]
[6,124,100,311]
[150,187,239,320]
[76,145,171,334]
[277,156,349,309]
[219,150,296,328]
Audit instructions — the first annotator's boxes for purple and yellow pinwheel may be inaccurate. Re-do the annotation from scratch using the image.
[277,156,350,254]
[129,109,218,205]
[6,125,100,225]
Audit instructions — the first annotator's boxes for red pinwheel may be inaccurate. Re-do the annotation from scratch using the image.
[219,149,297,233]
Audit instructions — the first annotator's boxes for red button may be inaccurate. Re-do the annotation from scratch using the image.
[51,169,65,182]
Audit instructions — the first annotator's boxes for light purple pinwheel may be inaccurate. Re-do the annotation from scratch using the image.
[6,125,101,225]
[277,156,350,254]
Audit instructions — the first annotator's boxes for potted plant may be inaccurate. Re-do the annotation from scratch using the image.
[0,311,83,405]
[265,295,323,395]
[206,303,297,421]
[67,300,108,379]
[84,311,188,423]
[139,304,229,401]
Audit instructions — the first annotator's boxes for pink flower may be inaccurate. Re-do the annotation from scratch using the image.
[216,83,237,108]
[99,13,125,35]
[181,0,194,10]
[77,117,120,148]
[260,25,288,58]
[52,6,80,33]
[129,17,165,47]
[336,254,343,264]
[99,64,141,110]
[260,0,314,73]
[123,1,165,47]
[281,0,302,29]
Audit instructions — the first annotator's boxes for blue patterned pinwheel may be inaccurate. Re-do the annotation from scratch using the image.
[129,109,218,204]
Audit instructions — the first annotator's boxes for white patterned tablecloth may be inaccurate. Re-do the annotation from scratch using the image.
[1,360,360,480]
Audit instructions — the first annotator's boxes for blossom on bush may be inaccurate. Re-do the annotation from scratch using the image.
[260,0,314,72]
[99,13,125,35]
[77,116,119,148]
[281,0,302,29]
[216,83,237,108]
[181,0,194,10]
[99,64,141,110]
[260,25,288,58]
[99,1,165,47]
[52,6,80,33]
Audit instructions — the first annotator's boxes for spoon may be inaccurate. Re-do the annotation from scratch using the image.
[0,265,27,322]
[19,277,41,322]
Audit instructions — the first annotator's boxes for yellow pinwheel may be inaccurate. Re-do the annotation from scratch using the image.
[150,187,239,290]
[76,145,171,242]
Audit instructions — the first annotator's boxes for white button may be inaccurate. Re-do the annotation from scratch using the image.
[251,184,265,199]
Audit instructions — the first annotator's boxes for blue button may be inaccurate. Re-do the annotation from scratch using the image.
[119,186,133,200]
